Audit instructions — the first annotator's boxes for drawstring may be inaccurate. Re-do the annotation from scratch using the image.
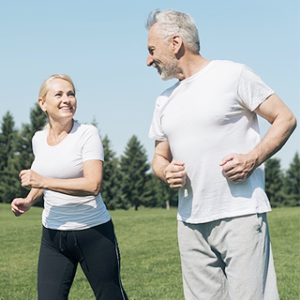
[58,230,89,272]
[72,231,77,248]
[59,231,65,252]
[59,231,77,252]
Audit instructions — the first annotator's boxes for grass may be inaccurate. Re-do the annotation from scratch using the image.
[0,204,299,300]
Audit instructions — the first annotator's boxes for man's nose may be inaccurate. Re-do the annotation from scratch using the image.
[146,54,153,67]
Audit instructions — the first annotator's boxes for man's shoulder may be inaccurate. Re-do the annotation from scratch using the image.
[213,59,246,70]
[160,81,180,97]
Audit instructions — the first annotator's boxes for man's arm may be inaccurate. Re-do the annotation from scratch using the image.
[152,140,187,189]
[220,93,297,183]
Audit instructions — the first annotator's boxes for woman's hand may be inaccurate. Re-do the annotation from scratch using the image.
[11,198,32,216]
[19,169,44,188]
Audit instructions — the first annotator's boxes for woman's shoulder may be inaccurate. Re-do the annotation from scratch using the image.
[33,128,48,140]
[74,121,98,131]
[73,121,99,137]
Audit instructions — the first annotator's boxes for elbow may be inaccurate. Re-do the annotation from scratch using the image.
[292,115,297,131]
[92,184,101,196]
[89,182,101,196]
[288,113,297,136]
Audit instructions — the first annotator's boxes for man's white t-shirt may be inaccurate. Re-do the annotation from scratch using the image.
[31,121,110,230]
[149,60,274,223]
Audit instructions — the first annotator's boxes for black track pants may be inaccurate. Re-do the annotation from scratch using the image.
[37,220,128,300]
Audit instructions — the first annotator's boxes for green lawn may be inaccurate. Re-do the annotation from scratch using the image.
[0,204,299,300]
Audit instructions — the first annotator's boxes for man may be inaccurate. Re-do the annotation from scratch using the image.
[146,9,296,300]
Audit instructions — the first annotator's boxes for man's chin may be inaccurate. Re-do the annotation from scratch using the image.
[160,74,174,81]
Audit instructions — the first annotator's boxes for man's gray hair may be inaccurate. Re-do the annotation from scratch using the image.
[146,9,200,54]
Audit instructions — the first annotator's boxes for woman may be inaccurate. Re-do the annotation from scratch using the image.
[11,74,128,300]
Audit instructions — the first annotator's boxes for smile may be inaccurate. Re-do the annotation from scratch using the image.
[59,107,73,110]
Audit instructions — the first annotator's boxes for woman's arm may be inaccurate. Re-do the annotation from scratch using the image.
[19,160,103,196]
[11,188,43,216]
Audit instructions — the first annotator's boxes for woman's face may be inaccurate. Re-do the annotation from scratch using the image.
[39,78,76,122]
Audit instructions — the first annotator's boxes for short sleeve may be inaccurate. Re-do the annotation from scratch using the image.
[81,125,104,162]
[148,83,180,141]
[148,98,168,141]
[238,65,274,111]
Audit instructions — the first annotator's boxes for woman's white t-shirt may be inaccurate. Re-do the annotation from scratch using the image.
[31,121,110,230]
[149,60,274,223]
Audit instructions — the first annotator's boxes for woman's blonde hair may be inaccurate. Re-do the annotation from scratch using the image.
[39,74,76,129]
[39,74,76,100]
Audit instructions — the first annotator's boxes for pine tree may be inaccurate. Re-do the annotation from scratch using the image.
[142,173,162,208]
[143,175,178,209]
[101,135,129,210]
[119,135,150,210]
[265,158,284,207]
[0,112,16,171]
[13,103,47,202]
[156,178,178,209]
[0,112,19,203]
[283,152,300,206]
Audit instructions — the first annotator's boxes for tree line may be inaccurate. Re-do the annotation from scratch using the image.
[0,104,299,210]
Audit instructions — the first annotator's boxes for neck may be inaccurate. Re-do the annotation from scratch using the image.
[177,54,210,81]
[48,119,74,139]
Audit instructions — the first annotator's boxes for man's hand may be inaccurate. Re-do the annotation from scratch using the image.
[164,160,187,189]
[220,153,257,183]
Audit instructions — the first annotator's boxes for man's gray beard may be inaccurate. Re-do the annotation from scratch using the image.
[155,60,178,81]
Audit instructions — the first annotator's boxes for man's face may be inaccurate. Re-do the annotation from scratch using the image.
[147,23,178,81]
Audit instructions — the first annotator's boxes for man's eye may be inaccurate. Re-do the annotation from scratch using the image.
[55,93,61,97]
[148,48,154,55]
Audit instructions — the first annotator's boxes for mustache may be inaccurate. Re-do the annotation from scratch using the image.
[152,62,161,72]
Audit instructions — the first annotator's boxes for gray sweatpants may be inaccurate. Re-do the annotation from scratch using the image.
[178,213,279,300]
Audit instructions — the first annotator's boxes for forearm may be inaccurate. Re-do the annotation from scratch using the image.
[152,140,186,188]
[42,177,101,196]
[27,188,44,204]
[152,155,170,183]
[250,112,297,166]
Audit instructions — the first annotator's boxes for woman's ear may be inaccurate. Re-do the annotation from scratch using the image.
[38,98,46,112]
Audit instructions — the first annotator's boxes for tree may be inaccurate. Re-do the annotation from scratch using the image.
[0,112,19,203]
[283,152,300,206]
[119,135,150,210]
[13,103,47,202]
[265,158,285,207]
[155,178,178,209]
[0,112,16,171]
[142,173,163,208]
[101,135,129,210]
[143,174,178,209]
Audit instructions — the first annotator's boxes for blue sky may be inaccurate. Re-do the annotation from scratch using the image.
[1,0,299,170]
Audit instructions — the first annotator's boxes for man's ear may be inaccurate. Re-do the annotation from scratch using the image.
[172,35,183,54]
